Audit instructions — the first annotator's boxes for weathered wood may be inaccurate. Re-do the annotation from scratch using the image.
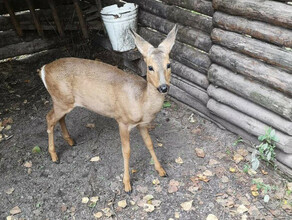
[3,0,23,36]
[48,0,65,37]
[171,75,209,105]
[0,38,59,60]
[213,0,292,30]
[208,64,292,121]
[72,0,89,39]
[276,149,292,170]
[0,30,37,48]
[161,0,214,16]
[211,28,292,73]
[213,12,292,48]
[139,10,212,52]
[139,27,211,74]
[171,60,209,89]
[209,45,292,95]
[208,84,292,136]
[207,99,292,153]
[25,0,44,37]
[128,0,212,33]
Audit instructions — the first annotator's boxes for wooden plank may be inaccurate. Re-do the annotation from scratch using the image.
[161,0,214,16]
[48,0,65,37]
[128,0,212,33]
[139,27,211,74]
[72,0,89,39]
[208,84,292,136]
[171,75,209,105]
[213,0,292,29]
[211,28,292,73]
[3,0,23,36]
[209,45,292,95]
[207,99,292,153]
[208,64,292,121]
[275,149,292,170]
[25,0,44,37]
[213,12,292,48]
[171,60,209,89]
[0,30,38,48]
[139,10,212,52]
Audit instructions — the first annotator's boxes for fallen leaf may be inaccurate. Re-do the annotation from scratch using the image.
[94,212,103,219]
[237,148,248,157]
[209,159,219,166]
[6,216,14,220]
[118,200,127,208]
[5,125,11,130]
[130,200,136,206]
[229,167,236,173]
[152,179,160,185]
[197,174,210,182]
[180,200,193,211]
[28,168,32,174]
[188,113,196,123]
[187,186,199,194]
[241,214,248,220]
[250,185,258,191]
[203,170,213,177]
[144,203,155,212]
[206,214,218,220]
[152,200,161,207]
[168,180,180,193]
[195,148,205,158]
[251,191,259,197]
[90,196,99,203]
[287,182,292,191]
[175,211,180,218]
[102,208,113,217]
[221,176,229,183]
[237,204,248,214]
[32,146,41,154]
[247,169,257,176]
[261,170,268,175]
[5,188,15,195]
[23,161,32,168]
[233,153,244,164]
[264,195,270,203]
[175,157,184,164]
[192,128,201,135]
[157,143,163,147]
[90,156,100,162]
[2,117,13,126]
[131,169,138,174]
[10,206,21,215]
[82,197,89,204]
[86,123,95,128]
[143,194,154,202]
[61,204,67,212]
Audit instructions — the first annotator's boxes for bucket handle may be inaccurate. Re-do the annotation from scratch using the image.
[101,10,132,18]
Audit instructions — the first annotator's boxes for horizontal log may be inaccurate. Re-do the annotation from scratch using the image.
[0,38,59,60]
[161,0,214,16]
[208,64,292,120]
[213,0,292,29]
[171,75,209,105]
[171,60,209,89]
[211,28,292,73]
[208,84,292,136]
[169,85,210,116]
[207,99,292,153]
[128,0,212,33]
[139,10,212,52]
[213,12,292,48]
[209,45,292,95]
[139,27,211,74]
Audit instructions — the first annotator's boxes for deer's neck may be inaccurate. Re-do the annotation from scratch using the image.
[143,82,165,115]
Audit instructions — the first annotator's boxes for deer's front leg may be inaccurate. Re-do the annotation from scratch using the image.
[118,123,132,193]
[138,125,167,177]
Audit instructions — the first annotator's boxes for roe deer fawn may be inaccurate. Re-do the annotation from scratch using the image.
[40,25,178,193]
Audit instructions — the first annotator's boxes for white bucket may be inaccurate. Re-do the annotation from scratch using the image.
[101,3,138,52]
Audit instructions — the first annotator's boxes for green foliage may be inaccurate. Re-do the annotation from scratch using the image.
[233,137,243,146]
[163,101,171,108]
[243,164,250,173]
[32,146,41,154]
[252,179,277,194]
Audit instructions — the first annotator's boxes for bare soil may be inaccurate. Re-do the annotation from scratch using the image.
[0,49,291,220]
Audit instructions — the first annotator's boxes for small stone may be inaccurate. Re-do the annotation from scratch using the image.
[82,197,89,204]
[180,200,193,211]
[209,159,219,166]
[144,204,155,212]
[23,161,32,168]
[195,148,205,158]
[27,168,32,174]
[287,182,292,191]
[175,212,180,218]
[237,204,248,214]
[206,214,218,220]
[143,194,154,202]
[90,196,99,203]
[152,200,162,207]
[94,212,103,219]
[203,170,214,176]
[118,200,127,208]
[61,204,67,212]
[5,188,15,195]
[10,206,21,215]
[221,176,229,183]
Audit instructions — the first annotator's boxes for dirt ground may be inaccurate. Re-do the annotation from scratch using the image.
[0,48,291,220]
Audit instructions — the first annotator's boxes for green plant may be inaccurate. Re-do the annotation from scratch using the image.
[243,163,250,173]
[251,127,278,170]
[252,179,276,193]
[233,137,243,146]
[163,101,171,108]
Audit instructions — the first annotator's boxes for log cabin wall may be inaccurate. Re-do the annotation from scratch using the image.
[128,0,292,173]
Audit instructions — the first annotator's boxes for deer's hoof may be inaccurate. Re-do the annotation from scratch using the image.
[124,182,132,194]
[157,167,168,177]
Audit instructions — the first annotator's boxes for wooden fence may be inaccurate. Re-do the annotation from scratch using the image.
[127,0,292,174]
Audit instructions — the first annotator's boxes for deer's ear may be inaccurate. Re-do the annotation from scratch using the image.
[158,24,178,54]
[131,29,154,58]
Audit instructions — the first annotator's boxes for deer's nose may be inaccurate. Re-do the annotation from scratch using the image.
[157,84,168,93]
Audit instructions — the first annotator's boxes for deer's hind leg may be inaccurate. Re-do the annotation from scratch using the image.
[59,115,75,146]
[46,104,73,163]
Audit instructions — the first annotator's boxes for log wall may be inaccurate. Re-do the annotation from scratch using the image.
[130,0,292,172]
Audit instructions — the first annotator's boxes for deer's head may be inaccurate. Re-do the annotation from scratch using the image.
[132,25,178,94]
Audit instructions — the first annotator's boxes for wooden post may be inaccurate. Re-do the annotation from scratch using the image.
[25,0,44,37]
[3,0,23,37]
[72,0,89,39]
[48,0,65,37]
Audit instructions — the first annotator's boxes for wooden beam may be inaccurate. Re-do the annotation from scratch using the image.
[3,0,23,37]
[72,0,89,39]
[25,0,44,37]
[48,0,65,37]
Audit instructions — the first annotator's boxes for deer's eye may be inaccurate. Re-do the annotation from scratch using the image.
[167,63,171,69]
[148,66,154,71]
